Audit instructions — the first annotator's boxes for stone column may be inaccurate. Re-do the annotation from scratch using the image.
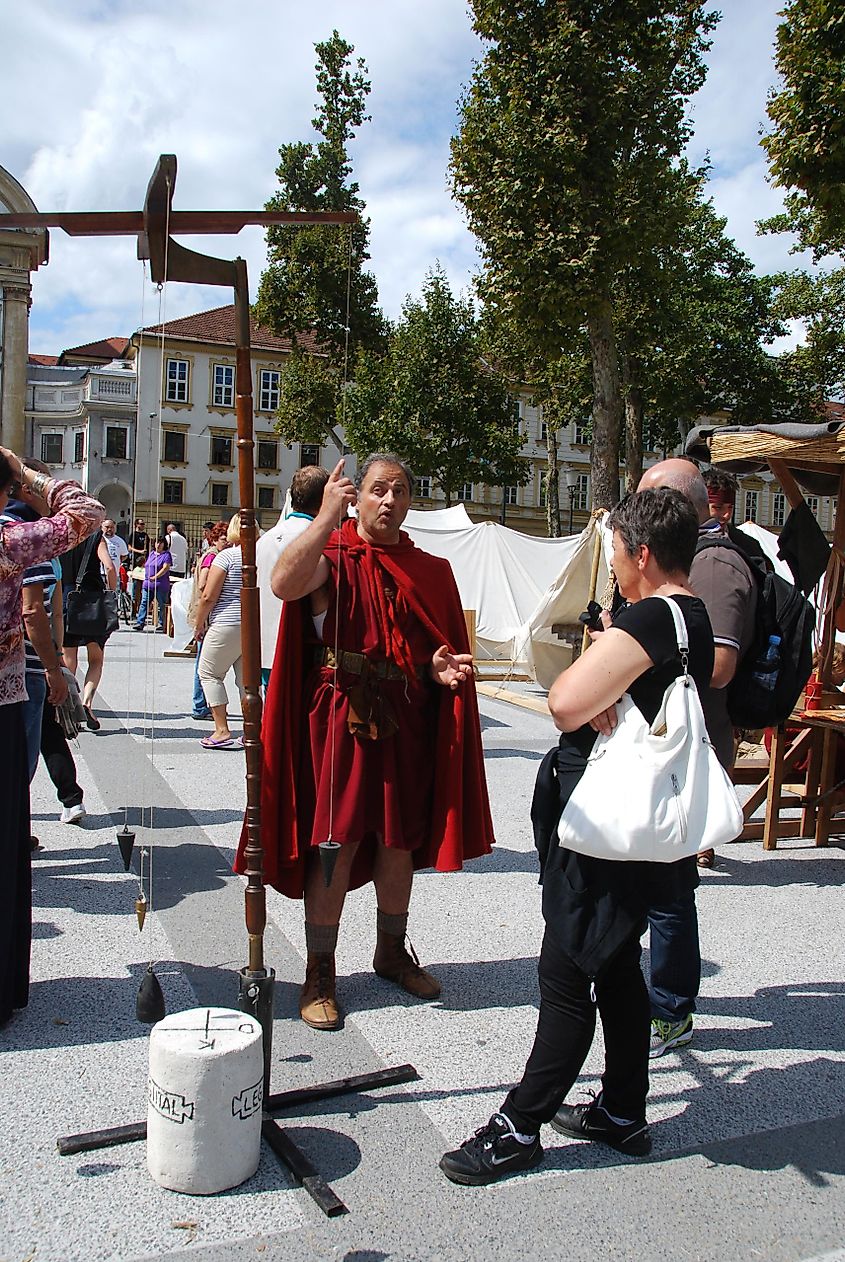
[0,280,32,453]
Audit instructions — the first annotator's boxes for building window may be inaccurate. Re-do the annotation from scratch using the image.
[257,439,278,470]
[211,483,230,507]
[540,419,548,442]
[806,495,819,519]
[300,443,320,467]
[73,431,85,463]
[41,433,63,465]
[573,421,591,446]
[105,426,128,460]
[744,491,759,523]
[417,477,432,498]
[504,485,518,506]
[163,430,187,464]
[257,485,276,510]
[162,479,184,505]
[259,369,280,413]
[772,492,785,529]
[539,478,547,508]
[210,435,233,467]
[212,363,234,408]
[456,482,473,501]
[576,473,590,510]
[165,359,189,403]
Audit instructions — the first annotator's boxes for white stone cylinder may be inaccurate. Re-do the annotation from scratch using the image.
[146,1006,264,1195]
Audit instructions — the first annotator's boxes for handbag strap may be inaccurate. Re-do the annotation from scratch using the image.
[654,594,690,680]
[74,533,99,592]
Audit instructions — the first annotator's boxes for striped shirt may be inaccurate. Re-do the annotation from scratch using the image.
[209,546,242,626]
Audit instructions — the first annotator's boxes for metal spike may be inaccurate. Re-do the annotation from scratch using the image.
[318,840,341,888]
[135,891,147,931]
[136,965,165,1024]
[117,826,135,871]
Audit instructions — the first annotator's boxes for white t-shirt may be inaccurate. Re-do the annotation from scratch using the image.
[103,532,129,572]
[167,529,188,575]
[256,512,312,670]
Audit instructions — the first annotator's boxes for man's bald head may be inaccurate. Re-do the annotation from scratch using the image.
[637,458,709,525]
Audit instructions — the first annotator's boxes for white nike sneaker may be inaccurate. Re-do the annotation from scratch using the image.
[60,803,86,825]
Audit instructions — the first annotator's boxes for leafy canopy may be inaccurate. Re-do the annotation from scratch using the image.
[344,265,526,505]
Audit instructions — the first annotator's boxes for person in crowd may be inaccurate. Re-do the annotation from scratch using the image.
[236,454,493,1031]
[0,445,104,1026]
[60,519,118,731]
[102,518,129,575]
[190,520,229,720]
[133,535,172,633]
[637,458,757,1058]
[127,517,150,614]
[702,467,769,566]
[0,466,69,850]
[440,488,713,1186]
[193,513,245,748]
[256,465,329,688]
[165,521,188,578]
[200,521,216,555]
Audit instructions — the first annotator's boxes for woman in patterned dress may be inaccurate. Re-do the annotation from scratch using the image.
[0,446,104,1025]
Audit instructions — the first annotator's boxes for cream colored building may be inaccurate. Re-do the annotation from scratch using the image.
[0,166,48,453]
[125,305,346,546]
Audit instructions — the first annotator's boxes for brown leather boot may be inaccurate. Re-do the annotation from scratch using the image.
[373,932,441,1000]
[299,953,341,1030]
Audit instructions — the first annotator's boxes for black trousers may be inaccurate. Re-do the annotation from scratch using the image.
[40,701,83,807]
[502,925,651,1134]
[0,702,32,1024]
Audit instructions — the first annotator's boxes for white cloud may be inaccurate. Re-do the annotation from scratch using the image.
[5,0,820,359]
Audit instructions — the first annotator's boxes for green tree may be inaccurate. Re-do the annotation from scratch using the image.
[344,265,526,506]
[255,31,386,447]
[618,184,794,487]
[761,0,845,259]
[451,0,718,511]
[759,1,845,413]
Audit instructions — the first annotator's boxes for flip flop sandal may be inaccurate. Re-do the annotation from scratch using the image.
[697,848,715,869]
[201,735,235,749]
[84,706,101,731]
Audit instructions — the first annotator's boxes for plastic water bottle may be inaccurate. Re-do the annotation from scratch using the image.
[751,634,781,691]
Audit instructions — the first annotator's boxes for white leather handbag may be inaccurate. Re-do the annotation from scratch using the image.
[557,596,744,863]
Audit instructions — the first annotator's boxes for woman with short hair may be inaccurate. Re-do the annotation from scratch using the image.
[440,488,715,1185]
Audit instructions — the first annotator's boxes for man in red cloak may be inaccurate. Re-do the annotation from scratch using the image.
[235,453,494,1030]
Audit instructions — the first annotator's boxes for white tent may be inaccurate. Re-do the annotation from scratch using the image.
[404,509,610,687]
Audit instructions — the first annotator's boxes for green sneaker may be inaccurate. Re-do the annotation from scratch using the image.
[650,1014,693,1058]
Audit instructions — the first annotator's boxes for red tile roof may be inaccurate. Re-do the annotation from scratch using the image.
[137,304,323,355]
[29,354,59,366]
[824,400,845,422]
[61,337,130,359]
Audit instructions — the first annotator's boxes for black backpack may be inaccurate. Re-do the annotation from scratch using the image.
[695,536,816,729]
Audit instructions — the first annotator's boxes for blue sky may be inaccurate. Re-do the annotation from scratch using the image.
[1,0,811,356]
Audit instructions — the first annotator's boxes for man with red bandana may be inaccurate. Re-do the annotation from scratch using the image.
[236,453,494,1030]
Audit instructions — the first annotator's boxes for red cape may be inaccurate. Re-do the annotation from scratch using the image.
[234,520,495,898]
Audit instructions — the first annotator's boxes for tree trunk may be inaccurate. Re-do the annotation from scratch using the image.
[587,299,623,512]
[545,422,561,537]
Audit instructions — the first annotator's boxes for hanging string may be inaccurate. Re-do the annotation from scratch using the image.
[122,258,148,833]
[324,224,355,845]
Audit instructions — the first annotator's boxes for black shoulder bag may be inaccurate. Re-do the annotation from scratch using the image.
[64,534,119,639]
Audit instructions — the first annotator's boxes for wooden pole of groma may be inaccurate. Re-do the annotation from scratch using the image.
[581,512,607,655]
[3,155,356,1079]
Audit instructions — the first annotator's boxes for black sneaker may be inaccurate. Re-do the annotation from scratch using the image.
[439,1113,543,1186]
[551,1093,651,1156]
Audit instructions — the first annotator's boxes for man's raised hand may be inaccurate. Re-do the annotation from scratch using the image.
[318,459,357,526]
